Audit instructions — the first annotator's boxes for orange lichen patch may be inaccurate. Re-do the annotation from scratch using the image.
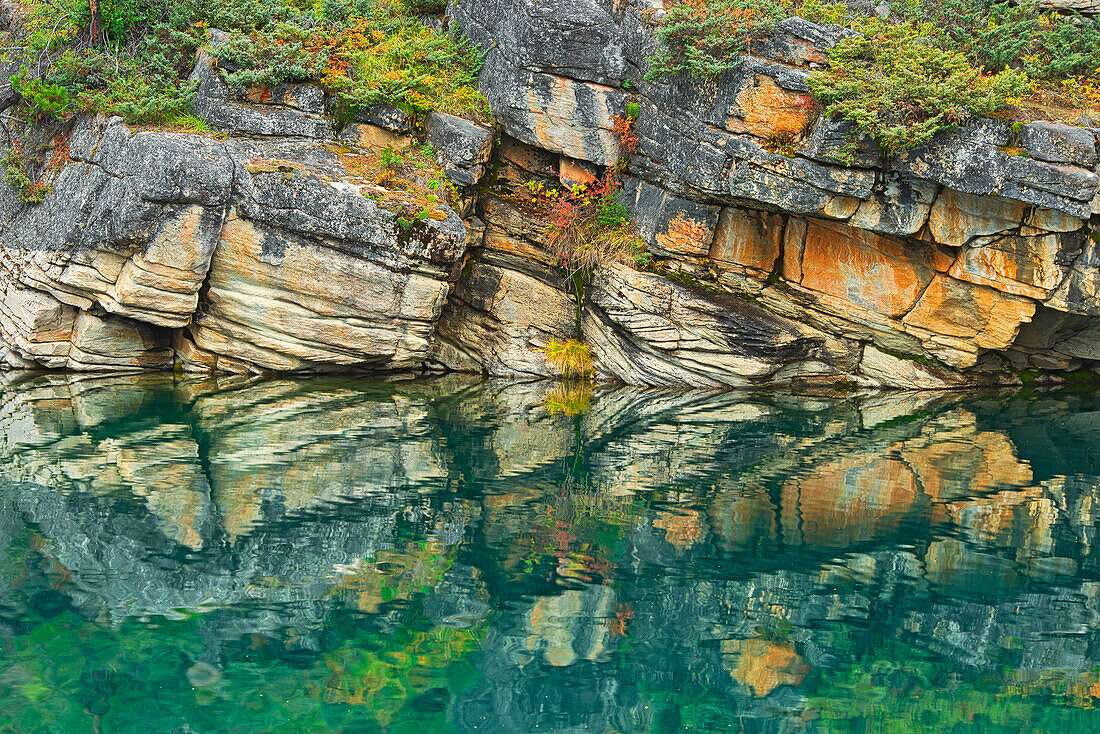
[783,454,920,547]
[710,206,784,272]
[734,76,816,141]
[654,508,706,549]
[723,639,807,697]
[242,86,275,104]
[655,212,714,257]
[799,220,935,318]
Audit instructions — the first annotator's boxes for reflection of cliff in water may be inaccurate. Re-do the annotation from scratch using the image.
[3,374,1100,730]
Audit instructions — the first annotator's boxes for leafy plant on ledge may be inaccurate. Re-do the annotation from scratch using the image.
[807,20,1030,156]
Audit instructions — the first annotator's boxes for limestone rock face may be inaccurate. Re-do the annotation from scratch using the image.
[3,5,1100,388]
[1,116,468,374]
[582,263,860,388]
[441,0,1100,387]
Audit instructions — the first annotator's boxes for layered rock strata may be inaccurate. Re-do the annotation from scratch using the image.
[2,2,1100,388]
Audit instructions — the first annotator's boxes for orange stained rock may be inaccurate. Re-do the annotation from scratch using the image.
[558,155,598,188]
[948,236,1068,299]
[782,453,920,547]
[723,638,807,697]
[710,207,784,272]
[734,77,816,141]
[902,275,1035,349]
[655,213,714,258]
[799,220,934,318]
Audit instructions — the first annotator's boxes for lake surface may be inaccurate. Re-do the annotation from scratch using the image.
[2,374,1100,732]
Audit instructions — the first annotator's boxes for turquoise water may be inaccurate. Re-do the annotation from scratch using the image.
[3,375,1100,732]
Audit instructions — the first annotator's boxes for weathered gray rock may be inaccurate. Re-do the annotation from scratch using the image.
[188,50,334,139]
[354,103,411,132]
[425,112,495,187]
[1020,122,1098,168]
[0,116,232,368]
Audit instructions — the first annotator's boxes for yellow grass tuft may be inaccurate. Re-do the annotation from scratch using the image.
[542,339,593,379]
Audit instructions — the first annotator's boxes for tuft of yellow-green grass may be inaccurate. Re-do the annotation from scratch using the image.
[542,382,593,416]
[542,339,593,379]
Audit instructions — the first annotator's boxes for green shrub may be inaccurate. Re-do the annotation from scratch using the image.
[209,0,487,119]
[891,0,1100,82]
[807,20,1030,156]
[646,0,789,80]
[4,152,50,204]
[11,73,73,121]
[12,0,486,127]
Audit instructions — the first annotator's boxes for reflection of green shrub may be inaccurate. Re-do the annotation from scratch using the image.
[542,382,594,416]
[807,21,1029,156]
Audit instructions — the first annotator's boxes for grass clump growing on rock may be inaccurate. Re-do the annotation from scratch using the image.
[542,340,594,380]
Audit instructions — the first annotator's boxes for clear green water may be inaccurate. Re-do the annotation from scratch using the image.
[3,374,1100,733]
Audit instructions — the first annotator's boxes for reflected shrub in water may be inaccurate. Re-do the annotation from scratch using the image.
[542,382,594,416]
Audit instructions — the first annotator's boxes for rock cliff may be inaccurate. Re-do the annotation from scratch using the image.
[2,0,1100,388]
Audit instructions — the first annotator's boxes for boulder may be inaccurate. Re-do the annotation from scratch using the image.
[425,112,496,187]
[1019,122,1098,168]
[188,50,334,139]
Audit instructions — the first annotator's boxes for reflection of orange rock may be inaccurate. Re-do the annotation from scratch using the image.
[723,639,806,697]
[526,586,615,667]
[654,508,706,549]
[783,454,919,547]
[708,492,777,552]
[946,487,1055,554]
[902,414,1033,503]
